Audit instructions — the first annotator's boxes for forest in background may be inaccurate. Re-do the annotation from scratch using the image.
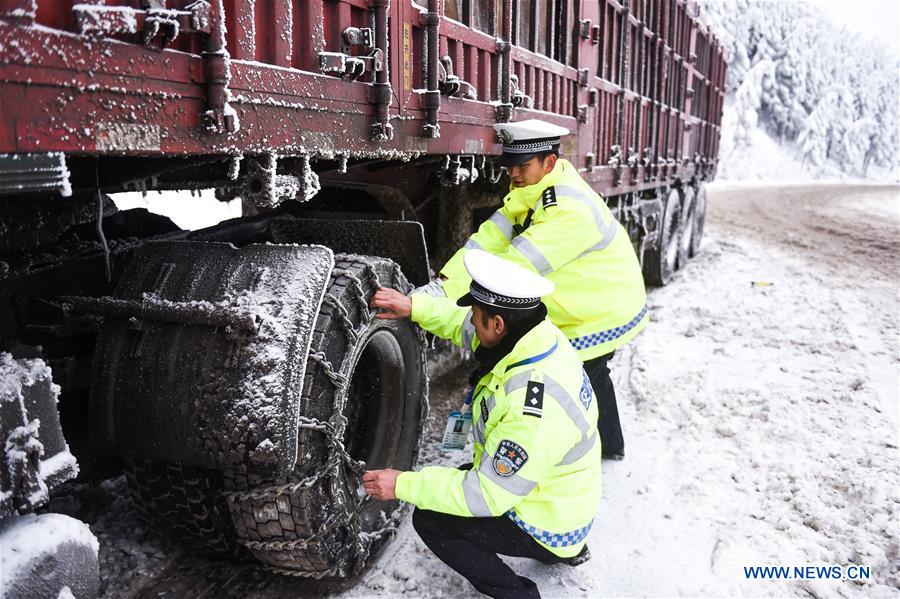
[699,1,899,181]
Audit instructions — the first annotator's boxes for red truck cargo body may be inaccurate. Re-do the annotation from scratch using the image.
[0,0,726,196]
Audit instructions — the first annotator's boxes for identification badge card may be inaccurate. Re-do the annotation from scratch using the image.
[441,411,473,450]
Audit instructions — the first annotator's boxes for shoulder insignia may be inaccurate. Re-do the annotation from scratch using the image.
[523,381,544,418]
[579,370,594,410]
[541,186,557,209]
[493,439,528,478]
[480,397,490,423]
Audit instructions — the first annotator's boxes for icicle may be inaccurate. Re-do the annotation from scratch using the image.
[94,163,111,283]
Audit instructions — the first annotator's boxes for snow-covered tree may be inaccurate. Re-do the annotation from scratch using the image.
[797,86,854,169]
[731,59,776,149]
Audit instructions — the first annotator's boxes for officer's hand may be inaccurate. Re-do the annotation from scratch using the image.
[362,469,401,500]
[371,288,412,320]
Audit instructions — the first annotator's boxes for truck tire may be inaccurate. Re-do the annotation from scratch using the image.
[643,187,682,286]
[125,459,240,556]
[0,513,99,599]
[677,184,695,269]
[689,183,707,257]
[224,254,426,578]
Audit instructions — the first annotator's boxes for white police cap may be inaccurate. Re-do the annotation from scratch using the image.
[493,119,570,167]
[457,249,555,310]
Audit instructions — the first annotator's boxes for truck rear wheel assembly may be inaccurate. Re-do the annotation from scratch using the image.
[91,243,426,578]
[221,255,426,577]
[643,186,684,286]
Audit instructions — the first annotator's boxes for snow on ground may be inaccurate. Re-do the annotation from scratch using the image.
[341,183,900,598]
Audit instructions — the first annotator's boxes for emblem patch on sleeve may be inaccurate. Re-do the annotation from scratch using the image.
[493,439,528,477]
[541,186,558,208]
[523,381,544,418]
[579,370,594,410]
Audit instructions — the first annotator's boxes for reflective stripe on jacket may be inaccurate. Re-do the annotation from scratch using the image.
[396,295,602,558]
[440,159,648,361]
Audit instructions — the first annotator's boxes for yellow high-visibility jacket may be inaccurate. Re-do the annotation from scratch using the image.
[395,294,602,558]
[439,159,648,361]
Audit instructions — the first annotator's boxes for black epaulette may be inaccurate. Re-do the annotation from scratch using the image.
[523,381,544,418]
[541,186,557,209]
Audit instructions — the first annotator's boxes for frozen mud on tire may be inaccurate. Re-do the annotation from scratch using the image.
[224,254,427,578]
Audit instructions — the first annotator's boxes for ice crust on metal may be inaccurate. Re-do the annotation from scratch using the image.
[0,353,78,519]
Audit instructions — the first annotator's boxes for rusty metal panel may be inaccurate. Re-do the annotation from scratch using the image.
[0,0,726,196]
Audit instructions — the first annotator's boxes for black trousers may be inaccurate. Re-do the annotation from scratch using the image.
[411,507,564,599]
[583,351,624,456]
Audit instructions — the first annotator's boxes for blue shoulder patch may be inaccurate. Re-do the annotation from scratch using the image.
[493,439,528,478]
[579,370,594,410]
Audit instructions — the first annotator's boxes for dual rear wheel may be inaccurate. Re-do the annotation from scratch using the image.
[642,181,707,286]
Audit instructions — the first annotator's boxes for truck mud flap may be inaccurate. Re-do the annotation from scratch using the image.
[269,218,431,287]
[186,216,430,287]
[90,241,334,477]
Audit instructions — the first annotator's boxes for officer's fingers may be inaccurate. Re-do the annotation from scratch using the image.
[362,471,377,481]
[370,291,388,308]
[372,287,396,301]
[374,304,404,320]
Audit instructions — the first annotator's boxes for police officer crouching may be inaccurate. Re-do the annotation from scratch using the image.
[366,250,601,599]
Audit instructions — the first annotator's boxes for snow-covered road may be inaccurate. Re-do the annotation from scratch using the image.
[57,183,899,598]
[343,183,900,599]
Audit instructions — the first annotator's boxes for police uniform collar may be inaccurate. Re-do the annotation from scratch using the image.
[503,159,569,213]
[489,319,558,377]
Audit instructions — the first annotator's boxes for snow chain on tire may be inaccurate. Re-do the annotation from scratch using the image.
[221,254,428,579]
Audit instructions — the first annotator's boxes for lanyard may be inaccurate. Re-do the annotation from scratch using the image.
[460,386,477,413]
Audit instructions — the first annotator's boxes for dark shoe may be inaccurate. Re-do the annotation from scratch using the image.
[564,545,591,566]
[602,451,625,461]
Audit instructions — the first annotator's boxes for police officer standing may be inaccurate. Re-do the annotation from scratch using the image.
[421,119,647,460]
[366,250,601,599]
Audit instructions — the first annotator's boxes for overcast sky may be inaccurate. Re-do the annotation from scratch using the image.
[810,0,900,57]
